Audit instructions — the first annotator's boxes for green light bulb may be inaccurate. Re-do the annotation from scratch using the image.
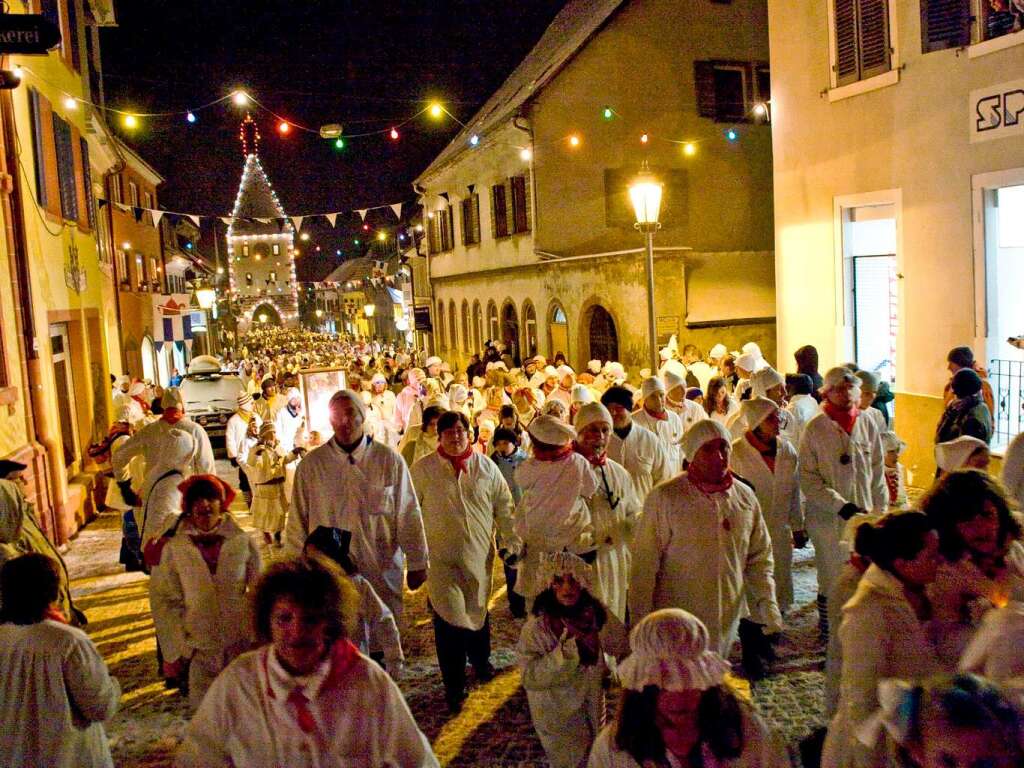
[335,138,344,149]
[602,107,613,119]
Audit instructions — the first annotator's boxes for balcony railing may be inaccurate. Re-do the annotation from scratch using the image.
[988,358,1024,450]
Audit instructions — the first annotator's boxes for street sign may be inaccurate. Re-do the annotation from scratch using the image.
[0,14,61,55]
[413,305,432,332]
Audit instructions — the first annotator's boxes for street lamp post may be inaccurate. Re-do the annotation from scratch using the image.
[629,164,663,373]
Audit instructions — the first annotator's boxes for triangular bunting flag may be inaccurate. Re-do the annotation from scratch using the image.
[291,216,304,232]
[187,215,201,227]
[325,213,338,227]
[132,207,143,223]
[115,202,130,213]
[151,210,165,227]
[98,199,108,208]
[390,203,402,219]
[356,209,368,221]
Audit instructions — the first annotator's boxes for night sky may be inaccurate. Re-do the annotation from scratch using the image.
[99,1,566,280]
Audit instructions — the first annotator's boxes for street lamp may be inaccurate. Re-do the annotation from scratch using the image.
[629,163,663,372]
[195,284,217,310]
[363,303,375,317]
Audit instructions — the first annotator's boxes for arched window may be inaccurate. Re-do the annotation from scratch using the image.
[487,301,499,343]
[549,301,568,360]
[472,300,483,353]
[501,300,520,364]
[585,304,619,363]
[523,300,538,357]
[461,300,471,353]
[436,299,446,351]
[448,300,457,353]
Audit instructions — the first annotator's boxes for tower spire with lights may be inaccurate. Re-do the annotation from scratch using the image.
[240,113,260,158]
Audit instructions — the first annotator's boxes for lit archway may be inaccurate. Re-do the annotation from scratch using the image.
[448,300,457,353]
[583,304,618,363]
[548,300,568,361]
[486,301,498,344]
[251,303,283,326]
[522,300,538,358]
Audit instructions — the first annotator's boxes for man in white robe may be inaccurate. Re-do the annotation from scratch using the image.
[573,403,641,621]
[600,386,674,502]
[632,377,685,475]
[664,370,707,436]
[225,392,261,506]
[286,389,429,654]
[799,366,887,639]
[410,410,518,713]
[681,343,716,392]
[629,419,782,657]
[273,388,306,454]
[751,366,800,447]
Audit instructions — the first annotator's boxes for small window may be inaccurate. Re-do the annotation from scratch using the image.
[833,0,892,87]
[116,249,128,288]
[245,272,253,286]
[920,0,971,51]
[128,180,139,208]
[80,138,95,229]
[269,271,277,282]
[491,184,509,238]
[461,194,481,245]
[149,256,160,288]
[109,174,122,205]
[272,243,280,255]
[242,244,250,257]
[28,89,50,209]
[429,205,454,253]
[695,60,768,122]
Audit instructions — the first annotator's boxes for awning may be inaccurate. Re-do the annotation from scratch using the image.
[387,287,404,305]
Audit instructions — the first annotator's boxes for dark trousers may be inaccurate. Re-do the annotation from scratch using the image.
[431,609,491,702]
[504,563,526,617]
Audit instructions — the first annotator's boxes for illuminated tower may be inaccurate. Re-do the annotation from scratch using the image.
[226,113,298,329]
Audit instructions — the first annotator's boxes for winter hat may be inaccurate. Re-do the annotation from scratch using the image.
[742,342,762,359]
[161,387,184,410]
[601,385,634,411]
[574,402,613,432]
[617,608,731,692]
[639,369,652,380]
[237,392,254,411]
[540,399,569,420]
[543,365,559,379]
[570,383,594,405]
[951,368,983,398]
[604,362,626,381]
[947,346,975,369]
[285,387,302,403]
[178,473,236,512]
[424,356,442,369]
[681,418,731,461]
[536,551,597,597]
[741,397,779,431]
[641,376,666,400]
[556,364,575,379]
[115,374,130,388]
[259,421,277,440]
[855,370,880,394]
[448,384,469,406]
[709,344,727,361]
[471,375,486,389]
[822,366,858,393]
[527,414,575,446]
[328,389,368,420]
[685,387,703,401]
[114,402,135,423]
[659,348,673,361]
[370,372,387,386]
[935,436,988,472]
[129,381,146,397]
[664,370,687,394]
[735,353,759,374]
[881,431,907,455]
[587,359,602,375]
[751,367,785,398]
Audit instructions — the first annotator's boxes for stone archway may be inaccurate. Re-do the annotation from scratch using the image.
[251,303,283,326]
[584,304,619,363]
[500,300,520,365]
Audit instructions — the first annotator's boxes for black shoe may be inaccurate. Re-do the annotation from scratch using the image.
[446,690,467,714]
[473,662,496,683]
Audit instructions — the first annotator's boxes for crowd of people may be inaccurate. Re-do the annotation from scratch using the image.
[2,328,1024,768]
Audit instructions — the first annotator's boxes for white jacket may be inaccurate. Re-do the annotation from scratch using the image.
[112,417,216,479]
[629,474,782,656]
[177,645,438,768]
[0,621,120,768]
[607,422,674,502]
[586,457,641,621]
[731,435,803,611]
[224,412,260,463]
[149,516,261,663]
[633,408,685,475]
[798,411,886,594]
[351,574,404,670]
[960,601,1024,682]
[1002,431,1024,506]
[273,405,306,454]
[785,394,819,447]
[410,451,517,630]
[822,565,943,768]
[286,436,429,618]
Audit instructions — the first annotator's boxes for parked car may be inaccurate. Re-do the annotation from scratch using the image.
[179,355,243,440]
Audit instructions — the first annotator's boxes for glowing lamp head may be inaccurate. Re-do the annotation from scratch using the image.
[11,66,22,80]
[315,309,324,318]
[63,96,76,110]
[216,267,225,275]
[640,133,649,144]
[300,232,310,241]
[629,169,663,228]
[389,127,399,140]
[232,90,249,106]
[186,111,196,123]
[520,147,532,162]
[469,134,479,146]
[376,232,386,242]
[429,102,443,118]
[726,129,738,141]
[683,142,697,157]
[362,223,370,232]
[258,313,268,323]
[123,114,138,129]
[568,134,581,148]
[278,121,290,134]
[602,107,613,120]
[334,138,344,149]
[364,303,375,318]
[196,287,216,310]
[753,102,767,118]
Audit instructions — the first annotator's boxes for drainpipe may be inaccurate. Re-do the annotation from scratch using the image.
[512,114,538,241]
[0,78,69,543]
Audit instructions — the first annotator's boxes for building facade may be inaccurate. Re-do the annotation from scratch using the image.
[769,0,1024,478]
[416,0,776,374]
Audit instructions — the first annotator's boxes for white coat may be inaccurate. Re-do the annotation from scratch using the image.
[585,457,641,621]
[371,389,399,445]
[273,404,305,454]
[666,396,708,437]
[960,601,1024,683]
[607,422,674,502]
[518,611,629,768]
[351,574,404,671]
[177,645,439,768]
[821,565,943,768]
[786,394,819,448]
[798,411,886,596]
[0,621,120,768]
[633,408,685,474]
[113,417,216,480]
[139,468,183,545]
[104,433,145,512]
[1001,430,1024,506]
[286,436,429,626]
[587,707,787,768]
[730,435,803,611]
[629,474,782,656]
[410,451,518,630]
[224,412,260,465]
[244,445,290,533]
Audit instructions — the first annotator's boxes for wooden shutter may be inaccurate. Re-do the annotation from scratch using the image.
[471,195,481,243]
[858,0,891,80]
[79,137,95,230]
[51,112,78,222]
[920,0,970,53]
[834,0,860,86]
[491,184,509,238]
[694,61,717,118]
[29,89,60,216]
[510,175,529,233]
[71,126,90,230]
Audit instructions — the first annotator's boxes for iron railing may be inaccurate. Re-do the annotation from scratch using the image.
[988,358,1024,449]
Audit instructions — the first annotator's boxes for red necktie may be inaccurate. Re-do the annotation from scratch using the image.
[287,687,317,734]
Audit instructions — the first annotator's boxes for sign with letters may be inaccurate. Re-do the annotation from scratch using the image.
[970,78,1024,143]
[0,14,61,55]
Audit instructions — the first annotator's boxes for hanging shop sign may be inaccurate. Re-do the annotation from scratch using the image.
[0,14,61,55]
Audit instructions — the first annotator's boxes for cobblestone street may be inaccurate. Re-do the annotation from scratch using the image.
[66,464,828,767]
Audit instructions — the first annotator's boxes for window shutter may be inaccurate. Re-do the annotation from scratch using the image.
[834,0,860,86]
[472,195,481,243]
[858,0,891,80]
[79,137,95,230]
[920,0,970,53]
[492,184,509,238]
[510,175,529,233]
[51,113,79,222]
[445,206,455,250]
[71,126,90,230]
[28,89,48,208]
[694,61,717,118]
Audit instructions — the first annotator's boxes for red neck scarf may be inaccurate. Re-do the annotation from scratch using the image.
[745,430,777,472]
[188,533,225,574]
[687,464,734,494]
[265,639,360,735]
[573,443,607,467]
[533,443,574,462]
[823,402,859,435]
[438,444,474,477]
[132,395,151,413]
[162,407,184,425]
[644,407,668,422]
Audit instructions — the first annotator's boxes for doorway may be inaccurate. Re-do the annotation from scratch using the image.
[549,303,568,361]
[586,305,619,363]
[501,301,520,365]
[49,324,78,468]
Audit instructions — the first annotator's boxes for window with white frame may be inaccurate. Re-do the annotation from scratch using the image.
[128,180,139,208]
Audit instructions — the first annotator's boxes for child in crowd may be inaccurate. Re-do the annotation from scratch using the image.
[491,426,529,618]
[475,417,496,454]
[882,431,909,508]
[518,552,627,768]
[244,422,301,548]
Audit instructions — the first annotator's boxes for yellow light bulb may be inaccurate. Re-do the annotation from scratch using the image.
[568,134,581,148]
[123,114,138,129]
[429,102,443,118]
[377,232,387,242]
[233,90,249,106]
[683,142,697,157]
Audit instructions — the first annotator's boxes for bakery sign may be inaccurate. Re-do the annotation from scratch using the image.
[970,78,1024,144]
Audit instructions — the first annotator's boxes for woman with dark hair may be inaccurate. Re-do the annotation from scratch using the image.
[934,368,993,446]
[704,375,739,425]
[150,474,261,710]
[177,556,438,768]
[587,608,784,767]
[822,512,944,768]
[398,403,445,467]
[794,344,824,400]
[0,553,120,768]
[919,470,1024,666]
